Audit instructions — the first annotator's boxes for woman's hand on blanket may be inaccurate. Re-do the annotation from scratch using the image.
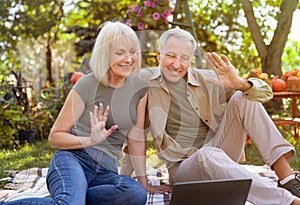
[145,184,172,194]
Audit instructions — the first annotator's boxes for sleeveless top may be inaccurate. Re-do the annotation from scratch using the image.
[71,72,148,162]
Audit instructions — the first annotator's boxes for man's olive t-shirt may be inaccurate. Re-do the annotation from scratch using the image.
[71,72,147,162]
[165,77,210,149]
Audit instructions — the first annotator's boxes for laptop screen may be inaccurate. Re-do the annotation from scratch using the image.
[170,179,252,205]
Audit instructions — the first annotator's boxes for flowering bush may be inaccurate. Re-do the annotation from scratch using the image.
[125,0,174,30]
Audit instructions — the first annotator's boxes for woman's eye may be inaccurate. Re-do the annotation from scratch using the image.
[129,50,136,54]
[115,51,124,55]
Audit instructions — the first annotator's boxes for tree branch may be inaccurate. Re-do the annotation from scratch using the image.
[270,0,298,53]
[240,0,267,58]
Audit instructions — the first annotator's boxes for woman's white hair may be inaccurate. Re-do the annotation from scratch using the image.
[89,20,141,86]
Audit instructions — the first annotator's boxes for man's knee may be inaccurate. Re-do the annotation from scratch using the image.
[195,147,237,172]
[194,147,226,163]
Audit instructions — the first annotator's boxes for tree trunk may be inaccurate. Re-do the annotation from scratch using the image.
[240,0,298,76]
[260,45,283,76]
[46,36,53,83]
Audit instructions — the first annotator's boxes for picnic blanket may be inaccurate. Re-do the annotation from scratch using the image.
[0,165,277,204]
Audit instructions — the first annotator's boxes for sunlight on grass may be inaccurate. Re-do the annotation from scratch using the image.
[0,140,55,188]
[146,148,164,169]
[244,141,300,171]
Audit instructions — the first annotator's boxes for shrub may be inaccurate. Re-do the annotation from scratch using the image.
[0,71,70,149]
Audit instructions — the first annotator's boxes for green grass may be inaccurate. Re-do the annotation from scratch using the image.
[1,139,300,189]
[244,141,300,171]
[0,141,55,188]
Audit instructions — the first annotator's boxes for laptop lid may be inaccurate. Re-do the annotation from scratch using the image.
[170,179,252,205]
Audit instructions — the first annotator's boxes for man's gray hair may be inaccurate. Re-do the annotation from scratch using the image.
[158,28,197,52]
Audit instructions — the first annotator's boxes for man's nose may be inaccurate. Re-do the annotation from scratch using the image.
[172,58,181,68]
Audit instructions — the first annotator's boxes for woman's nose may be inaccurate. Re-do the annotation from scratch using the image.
[124,54,133,63]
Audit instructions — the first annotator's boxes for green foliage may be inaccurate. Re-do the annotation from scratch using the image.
[0,71,70,149]
[244,140,300,171]
[0,72,32,148]
[0,122,16,149]
[191,0,260,73]
[0,0,64,53]
[1,105,31,146]
[64,0,173,67]
[1,0,299,79]
[283,40,300,70]
[191,0,299,76]
[18,0,63,38]
[33,81,69,140]
[64,0,132,57]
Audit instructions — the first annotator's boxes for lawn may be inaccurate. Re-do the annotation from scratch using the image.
[0,141,55,188]
[244,141,300,170]
[1,139,300,189]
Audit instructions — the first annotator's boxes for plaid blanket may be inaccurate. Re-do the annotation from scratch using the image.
[0,165,277,204]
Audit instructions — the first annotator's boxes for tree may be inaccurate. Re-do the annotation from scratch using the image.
[1,0,299,81]
[240,0,298,76]
[0,0,65,83]
[64,0,129,58]
[63,0,299,74]
[186,0,262,73]
[65,0,172,68]
[188,0,299,76]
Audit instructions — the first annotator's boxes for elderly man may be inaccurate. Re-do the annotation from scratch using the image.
[121,27,300,205]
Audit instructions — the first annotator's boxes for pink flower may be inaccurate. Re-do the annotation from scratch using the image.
[164,18,169,24]
[132,5,139,12]
[162,10,171,18]
[137,22,144,30]
[144,1,151,7]
[137,10,143,17]
[125,19,131,26]
[149,2,155,7]
[152,12,160,20]
[127,6,131,13]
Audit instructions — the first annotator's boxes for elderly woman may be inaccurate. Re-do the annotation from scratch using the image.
[1,20,170,205]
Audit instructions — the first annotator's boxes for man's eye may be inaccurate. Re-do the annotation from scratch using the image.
[166,54,176,59]
[181,56,190,61]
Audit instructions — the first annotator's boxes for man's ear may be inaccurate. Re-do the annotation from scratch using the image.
[156,50,161,62]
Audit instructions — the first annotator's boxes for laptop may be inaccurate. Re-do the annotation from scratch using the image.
[170,179,252,205]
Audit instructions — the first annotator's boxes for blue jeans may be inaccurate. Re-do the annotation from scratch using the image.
[1,149,147,205]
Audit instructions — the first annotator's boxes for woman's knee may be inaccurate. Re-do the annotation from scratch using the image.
[122,176,147,205]
[86,176,147,205]
[46,152,88,205]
